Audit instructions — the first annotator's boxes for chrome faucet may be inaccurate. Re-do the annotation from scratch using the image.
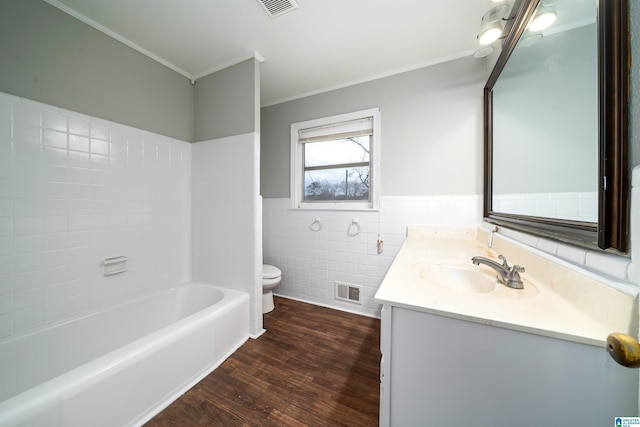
[471,254,525,289]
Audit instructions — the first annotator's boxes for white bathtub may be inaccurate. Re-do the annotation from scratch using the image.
[0,282,250,427]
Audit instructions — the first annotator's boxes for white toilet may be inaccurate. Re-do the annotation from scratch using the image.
[262,264,282,314]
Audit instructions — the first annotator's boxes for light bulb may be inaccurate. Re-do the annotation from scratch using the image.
[528,7,557,32]
[479,25,502,45]
[477,5,507,46]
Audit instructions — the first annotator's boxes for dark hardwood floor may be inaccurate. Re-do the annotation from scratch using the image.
[146,297,381,426]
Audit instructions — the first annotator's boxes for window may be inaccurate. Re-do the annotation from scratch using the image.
[290,108,380,210]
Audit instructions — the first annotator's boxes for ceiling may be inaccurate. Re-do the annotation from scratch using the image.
[45,0,492,107]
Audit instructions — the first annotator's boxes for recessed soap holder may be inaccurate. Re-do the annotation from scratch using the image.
[102,255,128,276]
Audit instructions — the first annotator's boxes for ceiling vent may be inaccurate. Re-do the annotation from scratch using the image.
[256,0,299,18]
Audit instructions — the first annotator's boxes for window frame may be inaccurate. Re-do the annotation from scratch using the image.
[290,108,380,211]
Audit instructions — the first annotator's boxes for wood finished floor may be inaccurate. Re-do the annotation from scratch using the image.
[146,297,381,426]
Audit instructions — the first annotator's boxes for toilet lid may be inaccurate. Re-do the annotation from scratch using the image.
[262,264,281,279]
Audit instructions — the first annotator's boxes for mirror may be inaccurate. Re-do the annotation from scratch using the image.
[484,0,629,252]
[492,0,598,222]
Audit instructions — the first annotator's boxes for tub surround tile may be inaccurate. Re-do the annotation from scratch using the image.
[0,294,13,314]
[0,313,12,337]
[0,92,192,339]
[13,288,42,311]
[14,305,43,333]
[191,133,262,336]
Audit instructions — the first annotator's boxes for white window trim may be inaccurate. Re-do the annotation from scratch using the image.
[290,108,380,211]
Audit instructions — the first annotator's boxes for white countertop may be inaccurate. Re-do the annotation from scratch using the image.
[375,234,615,347]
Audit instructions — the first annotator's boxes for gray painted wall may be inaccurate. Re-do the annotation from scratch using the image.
[0,0,194,141]
[194,58,260,142]
[260,56,486,198]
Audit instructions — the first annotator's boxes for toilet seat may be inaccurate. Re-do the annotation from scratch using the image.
[262,264,281,314]
[262,264,281,280]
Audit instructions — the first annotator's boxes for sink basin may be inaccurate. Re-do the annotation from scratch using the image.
[412,261,539,298]
[413,263,497,294]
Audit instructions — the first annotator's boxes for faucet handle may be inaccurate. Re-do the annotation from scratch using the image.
[498,254,510,268]
[508,265,525,289]
[512,265,525,273]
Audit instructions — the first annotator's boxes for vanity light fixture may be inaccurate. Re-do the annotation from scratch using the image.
[478,21,503,45]
[473,2,512,58]
[528,5,557,32]
[477,4,510,45]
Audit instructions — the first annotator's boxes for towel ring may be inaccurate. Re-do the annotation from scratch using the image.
[310,218,322,232]
[347,219,360,237]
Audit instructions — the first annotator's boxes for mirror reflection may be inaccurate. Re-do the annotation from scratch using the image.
[491,0,598,222]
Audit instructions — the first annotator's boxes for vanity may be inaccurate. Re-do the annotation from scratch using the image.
[374,226,638,426]
[374,0,638,423]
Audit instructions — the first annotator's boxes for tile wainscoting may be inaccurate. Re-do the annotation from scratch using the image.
[493,192,598,222]
[262,196,483,317]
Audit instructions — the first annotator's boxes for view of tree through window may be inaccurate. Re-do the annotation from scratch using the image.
[292,109,378,210]
[303,136,370,201]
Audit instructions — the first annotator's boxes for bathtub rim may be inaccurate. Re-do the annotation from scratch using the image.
[0,282,250,426]
[0,281,235,345]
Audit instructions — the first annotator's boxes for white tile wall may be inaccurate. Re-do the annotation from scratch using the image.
[0,92,192,339]
[493,192,598,221]
[263,195,482,317]
[191,134,262,335]
[626,165,640,285]
[489,224,633,284]
[488,170,640,285]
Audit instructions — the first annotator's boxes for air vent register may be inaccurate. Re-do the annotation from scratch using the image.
[256,0,299,18]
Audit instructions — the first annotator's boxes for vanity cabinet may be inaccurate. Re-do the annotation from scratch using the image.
[379,304,637,427]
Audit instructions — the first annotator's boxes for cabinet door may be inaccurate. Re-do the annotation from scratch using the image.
[379,305,391,427]
[388,307,638,426]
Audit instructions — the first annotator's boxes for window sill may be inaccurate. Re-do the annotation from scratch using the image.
[290,204,379,212]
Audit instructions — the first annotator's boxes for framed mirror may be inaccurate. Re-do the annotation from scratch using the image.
[484,0,629,252]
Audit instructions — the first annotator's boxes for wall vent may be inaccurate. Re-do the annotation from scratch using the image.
[335,281,362,304]
[256,0,299,18]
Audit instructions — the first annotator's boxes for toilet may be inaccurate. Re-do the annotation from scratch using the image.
[262,264,282,314]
